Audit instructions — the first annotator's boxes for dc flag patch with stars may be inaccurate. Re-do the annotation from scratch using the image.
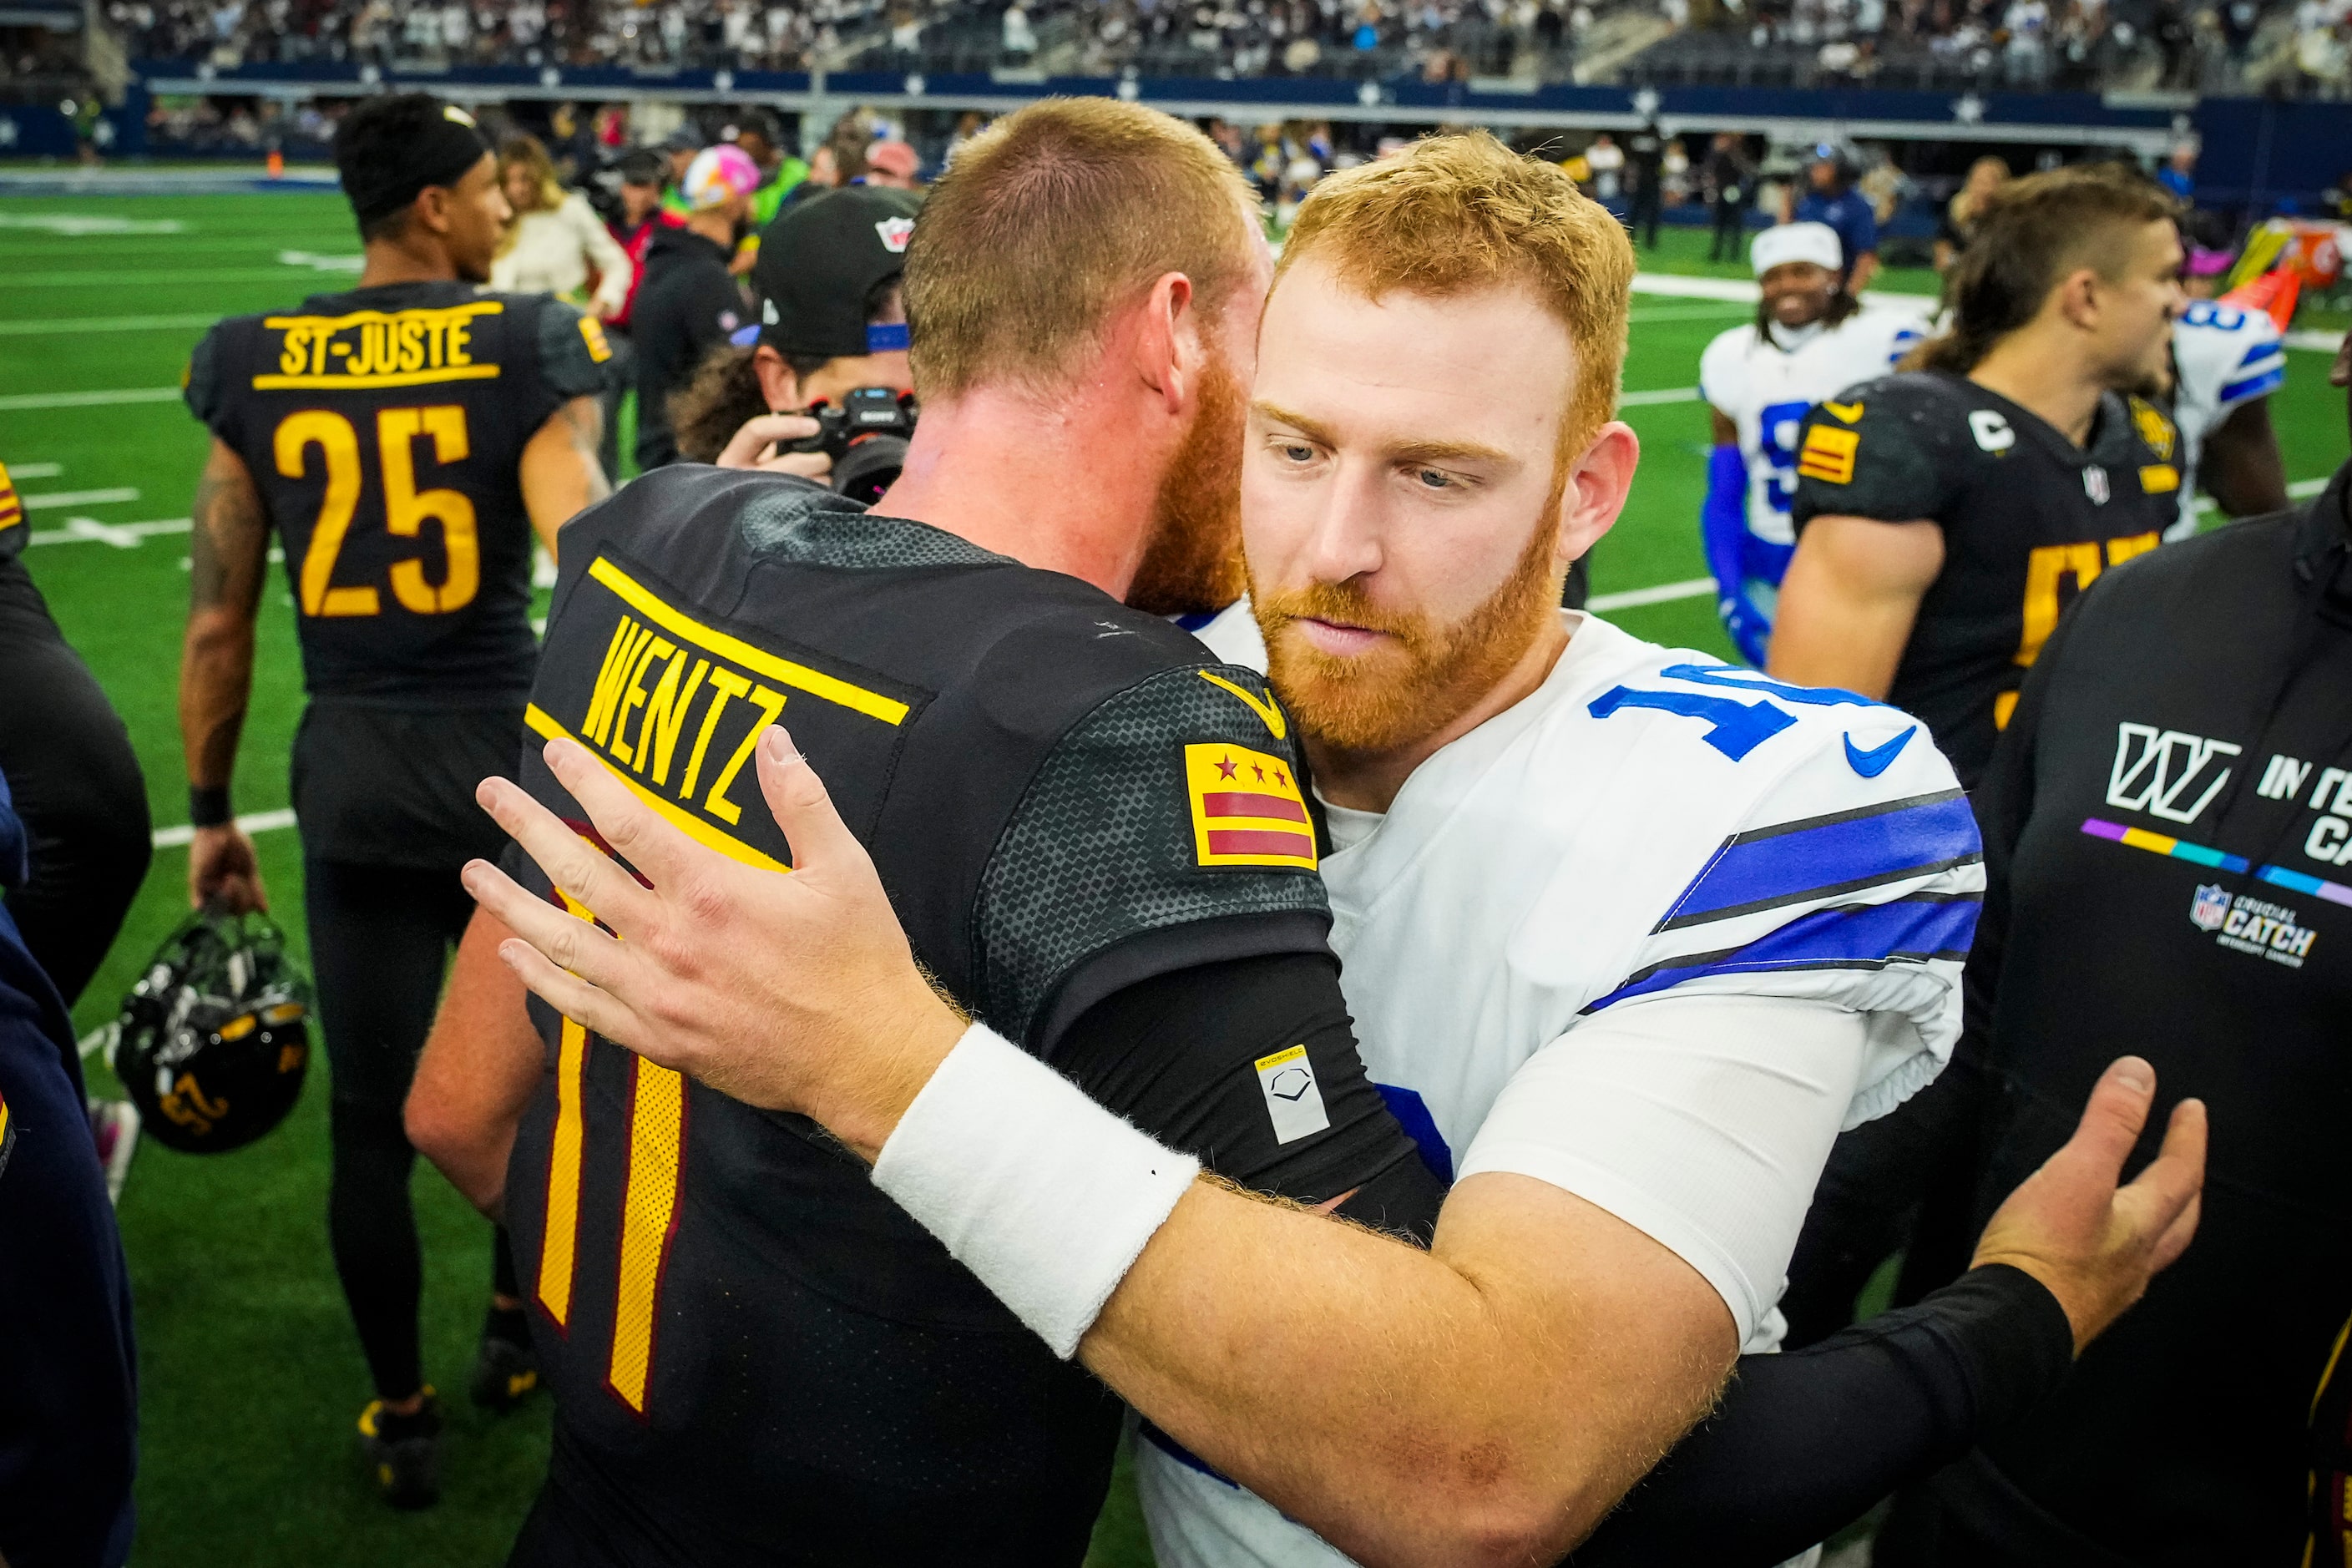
[1252,1044,1330,1144]
[1186,743,1317,870]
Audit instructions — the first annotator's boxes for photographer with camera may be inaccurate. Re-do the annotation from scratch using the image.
[670,184,921,501]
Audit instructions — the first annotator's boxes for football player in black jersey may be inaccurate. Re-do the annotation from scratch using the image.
[1769,164,2186,789]
[175,93,610,1506]
[405,99,1438,1565]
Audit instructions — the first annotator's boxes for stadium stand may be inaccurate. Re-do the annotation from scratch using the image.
[88,0,2349,94]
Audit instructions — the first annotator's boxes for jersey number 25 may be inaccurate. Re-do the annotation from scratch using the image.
[272,405,480,618]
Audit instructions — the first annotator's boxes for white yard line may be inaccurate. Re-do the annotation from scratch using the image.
[0,387,184,411]
[0,313,221,336]
[6,463,63,479]
[27,516,188,546]
[1589,577,1716,611]
[1618,386,1702,406]
[150,807,298,851]
[23,486,139,510]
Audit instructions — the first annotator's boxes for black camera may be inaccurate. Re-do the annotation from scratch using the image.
[785,387,918,506]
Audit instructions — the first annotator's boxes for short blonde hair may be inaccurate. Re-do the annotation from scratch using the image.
[904,97,1262,398]
[1276,131,1635,459]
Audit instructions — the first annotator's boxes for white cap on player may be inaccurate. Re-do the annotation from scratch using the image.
[1752,221,1844,276]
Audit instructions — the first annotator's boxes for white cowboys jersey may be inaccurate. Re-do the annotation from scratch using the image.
[1155,604,1983,1568]
[2164,298,2286,539]
[1698,306,1929,545]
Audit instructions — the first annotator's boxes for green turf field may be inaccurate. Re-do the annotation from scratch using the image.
[2,190,2345,1567]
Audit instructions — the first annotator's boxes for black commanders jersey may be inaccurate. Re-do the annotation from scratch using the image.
[185,280,609,705]
[1904,465,2352,1566]
[500,468,1434,1566]
[1790,369,2180,786]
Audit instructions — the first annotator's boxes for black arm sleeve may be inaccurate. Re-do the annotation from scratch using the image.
[1567,1263,2076,1567]
[1048,948,1445,1243]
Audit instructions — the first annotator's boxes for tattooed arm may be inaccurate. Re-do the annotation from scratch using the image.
[178,438,272,913]
[519,394,610,564]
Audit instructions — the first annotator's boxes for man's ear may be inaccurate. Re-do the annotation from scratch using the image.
[2056,266,2103,331]
[1133,270,1196,417]
[752,346,802,414]
[1556,421,1641,565]
[410,186,451,237]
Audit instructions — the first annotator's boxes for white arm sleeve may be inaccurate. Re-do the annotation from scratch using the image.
[1456,991,1906,1348]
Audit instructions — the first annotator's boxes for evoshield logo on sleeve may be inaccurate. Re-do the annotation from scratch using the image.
[1253,1045,1330,1144]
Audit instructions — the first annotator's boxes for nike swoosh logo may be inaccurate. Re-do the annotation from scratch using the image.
[1844,726,1917,778]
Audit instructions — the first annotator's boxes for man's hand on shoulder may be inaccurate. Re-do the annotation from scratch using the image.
[463,731,965,1158]
[1968,1055,2206,1353]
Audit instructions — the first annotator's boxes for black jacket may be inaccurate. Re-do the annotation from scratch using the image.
[1853,461,2352,1566]
[629,225,745,473]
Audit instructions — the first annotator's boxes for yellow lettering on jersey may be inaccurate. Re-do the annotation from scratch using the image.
[587,556,909,725]
[526,703,791,873]
[1994,689,2021,731]
[2128,397,2176,461]
[1797,425,1859,484]
[605,1055,686,1416]
[1823,399,1865,423]
[1198,670,1287,741]
[254,302,504,390]
[1186,742,1317,870]
[535,1015,589,1328]
[584,618,653,747]
[635,651,710,784]
[2015,541,2103,669]
[579,316,614,363]
[2137,464,2179,494]
[544,556,919,869]
[2106,530,2159,566]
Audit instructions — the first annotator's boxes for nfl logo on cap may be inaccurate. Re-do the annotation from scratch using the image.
[2190,883,2231,932]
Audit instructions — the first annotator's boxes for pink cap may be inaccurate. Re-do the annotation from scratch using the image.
[867,139,919,180]
[683,143,761,210]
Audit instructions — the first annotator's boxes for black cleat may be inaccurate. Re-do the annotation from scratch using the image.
[357,1389,442,1510]
[469,1328,539,1414]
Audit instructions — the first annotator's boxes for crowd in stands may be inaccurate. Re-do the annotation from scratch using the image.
[87,0,2352,93]
[1630,0,2350,95]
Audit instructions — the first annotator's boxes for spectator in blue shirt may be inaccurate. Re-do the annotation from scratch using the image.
[1784,149,1879,292]
[2157,142,2197,202]
[0,766,139,1568]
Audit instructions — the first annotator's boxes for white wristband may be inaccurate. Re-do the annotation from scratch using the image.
[871,1022,1200,1358]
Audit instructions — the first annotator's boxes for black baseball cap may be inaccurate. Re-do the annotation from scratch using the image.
[742,185,923,361]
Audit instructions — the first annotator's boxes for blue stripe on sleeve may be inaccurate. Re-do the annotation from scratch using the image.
[1589,895,1981,1013]
[2218,366,2285,407]
[1656,789,1981,931]
[2235,338,2283,370]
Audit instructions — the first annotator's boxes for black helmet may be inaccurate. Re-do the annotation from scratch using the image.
[113,908,312,1155]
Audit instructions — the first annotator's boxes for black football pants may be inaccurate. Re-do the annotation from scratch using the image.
[306,857,513,1400]
[0,556,151,1009]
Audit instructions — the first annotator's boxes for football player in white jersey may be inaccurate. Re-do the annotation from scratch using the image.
[1698,221,1927,662]
[2161,291,2288,539]
[468,134,2206,1568]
